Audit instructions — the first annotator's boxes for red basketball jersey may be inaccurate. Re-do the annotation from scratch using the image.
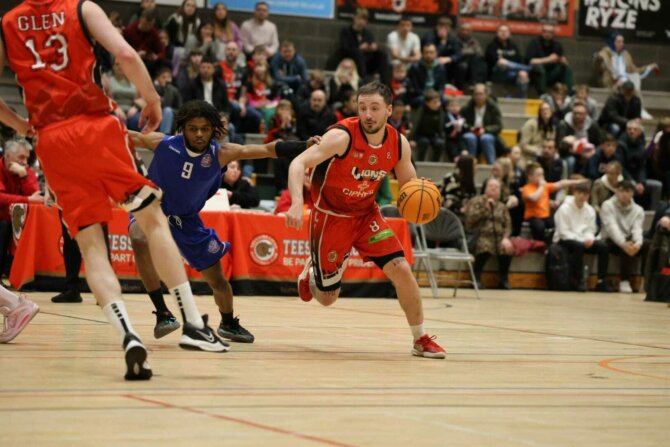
[1,0,113,129]
[311,117,402,217]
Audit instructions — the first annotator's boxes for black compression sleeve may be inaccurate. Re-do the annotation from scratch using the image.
[275,140,308,158]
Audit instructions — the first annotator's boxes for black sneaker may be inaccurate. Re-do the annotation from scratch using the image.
[594,280,612,293]
[217,316,255,343]
[152,310,180,339]
[51,289,83,303]
[123,333,152,381]
[179,314,230,352]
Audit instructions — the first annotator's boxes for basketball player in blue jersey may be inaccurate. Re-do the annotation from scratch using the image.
[130,100,317,343]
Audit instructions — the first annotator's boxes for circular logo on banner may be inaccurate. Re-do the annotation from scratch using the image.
[249,234,279,266]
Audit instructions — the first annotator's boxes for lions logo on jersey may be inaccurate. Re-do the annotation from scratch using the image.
[201,153,213,168]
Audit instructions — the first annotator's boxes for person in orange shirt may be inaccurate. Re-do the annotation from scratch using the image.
[522,162,587,241]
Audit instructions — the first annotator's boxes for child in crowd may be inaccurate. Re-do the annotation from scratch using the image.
[388,99,410,135]
[409,89,445,162]
[444,98,466,161]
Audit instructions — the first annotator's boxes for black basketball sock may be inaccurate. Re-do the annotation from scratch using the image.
[148,289,169,314]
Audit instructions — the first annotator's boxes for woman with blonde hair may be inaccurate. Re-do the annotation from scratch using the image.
[329,58,360,106]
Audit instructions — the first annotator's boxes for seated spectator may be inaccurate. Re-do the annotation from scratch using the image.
[329,59,359,106]
[406,43,446,108]
[338,8,388,83]
[270,40,308,93]
[485,24,530,98]
[537,138,564,184]
[564,84,598,120]
[519,101,558,165]
[390,63,410,103]
[600,180,645,293]
[275,169,313,215]
[553,182,610,292]
[297,69,328,108]
[421,16,461,84]
[0,140,42,275]
[591,160,622,214]
[158,30,176,72]
[334,90,358,121]
[154,67,182,133]
[539,82,568,120]
[522,162,587,241]
[219,41,262,133]
[455,21,488,90]
[461,83,502,164]
[619,119,662,211]
[444,98,466,160]
[499,154,524,235]
[222,161,260,209]
[464,178,514,289]
[187,57,230,114]
[122,9,166,77]
[166,0,200,48]
[265,99,298,143]
[409,89,445,162]
[482,158,520,210]
[388,99,410,135]
[526,23,573,95]
[128,0,163,29]
[441,154,477,220]
[387,16,421,68]
[212,3,242,50]
[246,59,280,128]
[176,49,203,96]
[560,101,603,173]
[106,60,142,130]
[184,21,224,61]
[598,81,642,137]
[583,134,622,180]
[240,1,278,57]
[296,90,336,141]
[595,33,659,92]
[376,175,393,206]
[648,117,670,199]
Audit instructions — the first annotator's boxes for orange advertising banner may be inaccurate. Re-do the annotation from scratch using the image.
[10,205,412,297]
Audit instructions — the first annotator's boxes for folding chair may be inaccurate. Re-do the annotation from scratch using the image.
[420,207,480,299]
[379,205,439,298]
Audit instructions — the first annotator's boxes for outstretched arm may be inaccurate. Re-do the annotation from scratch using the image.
[128,130,166,151]
[218,137,321,166]
[555,178,589,191]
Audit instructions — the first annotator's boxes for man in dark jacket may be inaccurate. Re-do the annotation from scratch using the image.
[338,8,388,82]
[485,24,531,98]
[186,58,230,115]
[619,119,662,210]
[583,134,624,180]
[598,81,642,137]
[461,83,503,164]
[421,16,461,84]
[526,24,573,95]
[296,90,336,141]
[269,40,308,92]
[407,43,447,108]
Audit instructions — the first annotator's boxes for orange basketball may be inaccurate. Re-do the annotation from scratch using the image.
[397,179,441,224]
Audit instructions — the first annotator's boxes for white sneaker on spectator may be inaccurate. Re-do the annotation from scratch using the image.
[619,280,633,293]
[641,109,653,120]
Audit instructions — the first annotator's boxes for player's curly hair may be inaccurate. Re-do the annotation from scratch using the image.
[174,100,227,140]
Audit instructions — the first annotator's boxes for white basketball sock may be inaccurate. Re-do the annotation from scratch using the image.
[169,282,204,329]
[410,324,426,341]
[102,301,138,343]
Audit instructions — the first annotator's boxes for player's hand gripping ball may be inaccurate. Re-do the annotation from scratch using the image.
[397,178,441,224]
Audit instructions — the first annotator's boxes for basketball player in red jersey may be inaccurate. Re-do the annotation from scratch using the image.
[0,0,228,380]
[285,81,445,358]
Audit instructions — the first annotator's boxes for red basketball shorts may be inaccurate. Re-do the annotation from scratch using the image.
[308,207,405,292]
[36,114,155,237]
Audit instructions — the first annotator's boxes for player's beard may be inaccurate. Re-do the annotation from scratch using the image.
[185,137,208,153]
[362,119,385,136]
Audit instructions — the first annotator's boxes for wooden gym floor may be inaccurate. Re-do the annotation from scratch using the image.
[1,289,669,447]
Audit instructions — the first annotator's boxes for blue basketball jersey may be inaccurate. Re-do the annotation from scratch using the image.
[148,135,225,216]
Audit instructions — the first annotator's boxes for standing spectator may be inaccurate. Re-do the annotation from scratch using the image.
[222,161,260,209]
[219,41,262,133]
[455,22,487,89]
[444,98,466,160]
[184,21,224,62]
[522,162,587,241]
[106,60,142,131]
[619,119,662,210]
[461,83,503,164]
[0,140,42,275]
[246,59,280,128]
[595,33,659,92]
[591,161,622,214]
[464,178,514,289]
[334,90,358,121]
[526,23,573,95]
[421,16,461,84]
[270,40,308,93]
[441,154,477,220]
[600,181,645,293]
[386,16,421,68]
[406,43,446,108]
[540,82,568,120]
[154,67,182,133]
[187,57,230,114]
[128,0,163,30]
[564,84,598,120]
[329,59,360,106]
[597,81,642,137]
[240,1,279,57]
[212,3,242,50]
[166,0,200,48]
[296,69,328,107]
[583,134,623,180]
[553,182,610,292]
[409,89,445,162]
[296,90,336,141]
[337,8,388,83]
[122,10,165,77]
[389,63,410,103]
[519,102,558,165]
[485,24,531,98]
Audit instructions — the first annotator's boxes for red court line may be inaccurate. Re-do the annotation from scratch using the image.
[123,394,356,447]
[599,355,670,381]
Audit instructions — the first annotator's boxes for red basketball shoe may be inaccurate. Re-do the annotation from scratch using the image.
[412,334,446,359]
[297,258,314,302]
